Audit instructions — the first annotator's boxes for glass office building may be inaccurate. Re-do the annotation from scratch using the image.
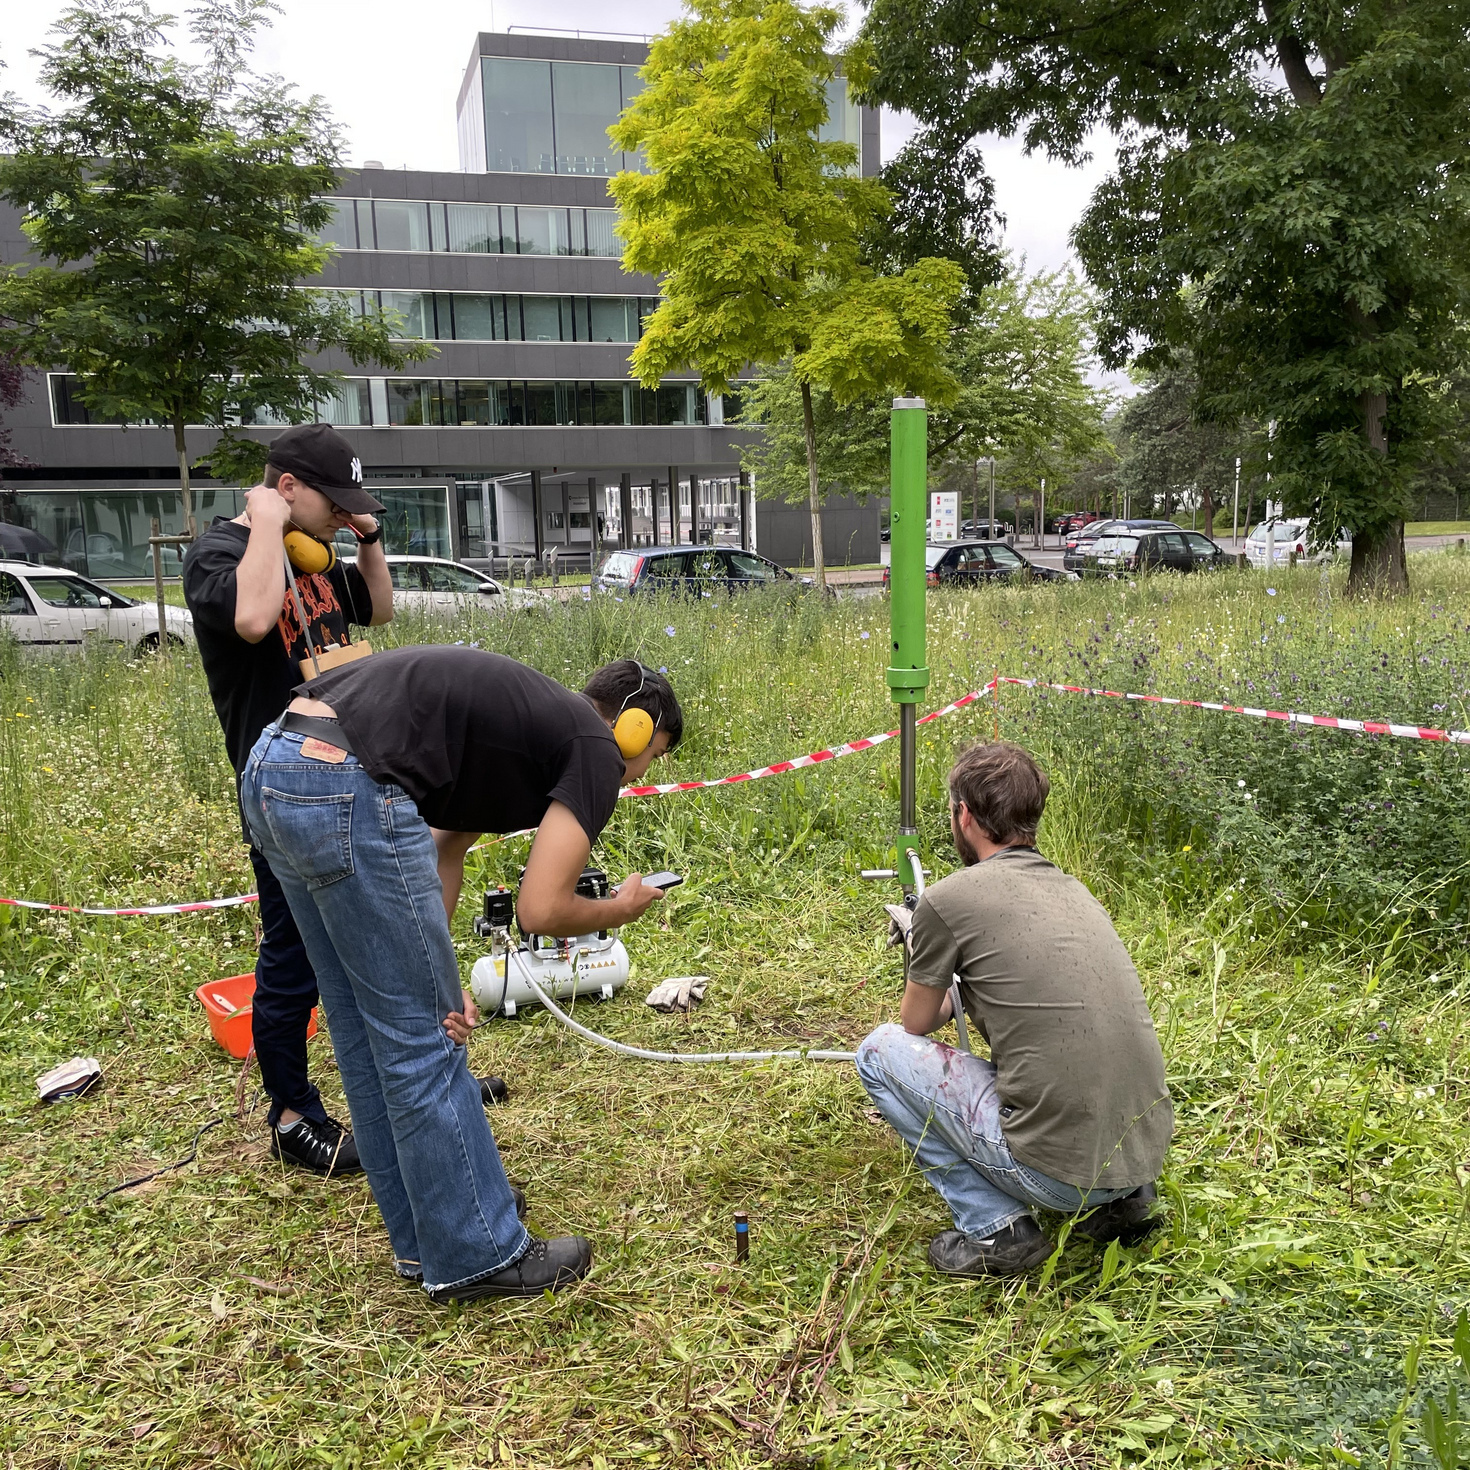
[0,31,881,571]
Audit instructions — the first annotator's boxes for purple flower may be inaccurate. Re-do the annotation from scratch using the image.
[665,626,677,636]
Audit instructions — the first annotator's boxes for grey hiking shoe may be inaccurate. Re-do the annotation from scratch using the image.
[928,1217,1054,1278]
[1073,1183,1161,1246]
[429,1235,592,1303]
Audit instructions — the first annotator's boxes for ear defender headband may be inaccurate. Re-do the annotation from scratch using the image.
[612,661,660,759]
[283,528,337,575]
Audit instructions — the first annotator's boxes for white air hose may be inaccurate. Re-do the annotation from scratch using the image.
[518,968,857,1065]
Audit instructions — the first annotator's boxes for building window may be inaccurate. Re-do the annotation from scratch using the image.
[49,372,712,429]
[445,202,504,253]
[319,198,622,258]
[476,58,644,178]
[372,199,433,252]
[482,58,556,174]
[318,198,358,250]
[552,61,622,176]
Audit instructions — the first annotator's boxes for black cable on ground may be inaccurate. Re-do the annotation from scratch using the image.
[3,1118,224,1231]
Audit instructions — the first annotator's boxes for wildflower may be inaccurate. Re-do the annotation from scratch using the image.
[860,631,870,640]
[1277,615,1285,624]
[658,666,668,674]
[665,625,677,636]
[1267,587,1277,596]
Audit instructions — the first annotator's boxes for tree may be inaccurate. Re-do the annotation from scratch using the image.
[0,0,426,531]
[610,0,963,586]
[740,260,1109,521]
[858,0,1470,594]
[0,350,29,483]
[1112,358,1249,533]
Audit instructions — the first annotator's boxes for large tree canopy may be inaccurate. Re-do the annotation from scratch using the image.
[858,0,1470,593]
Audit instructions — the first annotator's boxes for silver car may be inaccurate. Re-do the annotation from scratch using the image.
[0,560,193,653]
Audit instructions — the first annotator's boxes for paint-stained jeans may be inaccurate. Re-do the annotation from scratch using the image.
[855,1022,1137,1239]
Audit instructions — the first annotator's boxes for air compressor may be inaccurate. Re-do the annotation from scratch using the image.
[467,868,631,1018]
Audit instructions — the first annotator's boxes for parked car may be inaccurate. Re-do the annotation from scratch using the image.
[0,560,193,652]
[1243,518,1350,568]
[959,518,1015,539]
[1055,511,1102,535]
[1063,518,1181,572]
[1084,528,1229,576]
[343,554,537,613]
[882,541,1076,589]
[595,546,800,595]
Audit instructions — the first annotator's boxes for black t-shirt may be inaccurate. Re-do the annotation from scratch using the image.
[297,646,626,840]
[183,518,373,774]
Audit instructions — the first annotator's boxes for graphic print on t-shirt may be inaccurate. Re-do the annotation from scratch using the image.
[278,571,352,662]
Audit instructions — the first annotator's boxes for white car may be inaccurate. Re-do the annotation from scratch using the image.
[1244,518,1350,567]
[0,560,193,653]
[345,555,538,613]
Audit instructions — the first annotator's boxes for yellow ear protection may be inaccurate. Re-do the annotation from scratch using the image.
[612,662,659,759]
[284,528,337,575]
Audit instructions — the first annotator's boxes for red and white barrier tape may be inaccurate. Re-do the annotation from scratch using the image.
[998,677,1470,745]
[618,688,991,797]
[9,676,1466,911]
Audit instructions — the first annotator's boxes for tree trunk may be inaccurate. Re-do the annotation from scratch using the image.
[1201,482,1215,540]
[799,378,826,589]
[173,416,195,540]
[1345,386,1409,596]
[1348,520,1408,596]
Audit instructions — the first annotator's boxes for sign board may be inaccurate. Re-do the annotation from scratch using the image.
[929,491,958,542]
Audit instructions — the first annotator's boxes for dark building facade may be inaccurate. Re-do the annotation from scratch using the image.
[0,30,883,574]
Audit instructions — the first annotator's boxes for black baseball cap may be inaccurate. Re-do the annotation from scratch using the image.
[266,423,385,515]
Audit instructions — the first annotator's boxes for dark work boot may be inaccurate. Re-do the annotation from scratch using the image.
[429,1235,592,1303]
[928,1217,1054,1278]
[1073,1183,1161,1246]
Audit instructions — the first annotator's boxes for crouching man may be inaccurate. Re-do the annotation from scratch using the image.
[856,741,1173,1279]
[241,649,681,1303]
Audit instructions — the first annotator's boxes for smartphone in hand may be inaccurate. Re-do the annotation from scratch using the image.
[642,872,684,891]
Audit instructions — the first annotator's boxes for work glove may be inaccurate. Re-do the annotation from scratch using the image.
[645,975,710,1012]
[884,902,914,952]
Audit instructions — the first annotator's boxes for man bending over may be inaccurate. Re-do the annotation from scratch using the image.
[856,741,1173,1278]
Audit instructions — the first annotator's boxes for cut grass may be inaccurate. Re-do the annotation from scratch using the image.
[3,561,1470,1467]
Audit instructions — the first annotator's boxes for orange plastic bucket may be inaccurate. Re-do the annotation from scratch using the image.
[196,973,318,1060]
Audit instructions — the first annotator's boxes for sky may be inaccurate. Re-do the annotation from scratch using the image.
[1,0,1119,279]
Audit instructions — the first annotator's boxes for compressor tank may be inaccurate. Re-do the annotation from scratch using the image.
[469,935,630,1017]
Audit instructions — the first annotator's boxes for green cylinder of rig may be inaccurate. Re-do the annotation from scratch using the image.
[887,398,930,706]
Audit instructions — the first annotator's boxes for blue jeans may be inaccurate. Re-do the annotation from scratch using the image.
[855,1023,1137,1239]
[242,723,529,1293]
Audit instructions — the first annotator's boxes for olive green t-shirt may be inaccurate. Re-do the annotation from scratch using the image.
[908,847,1172,1189]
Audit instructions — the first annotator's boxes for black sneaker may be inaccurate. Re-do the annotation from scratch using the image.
[928,1218,1054,1278]
[270,1114,363,1177]
[478,1075,510,1106]
[429,1235,592,1303]
[1073,1183,1161,1246]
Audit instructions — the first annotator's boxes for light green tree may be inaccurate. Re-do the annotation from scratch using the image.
[742,261,1109,529]
[610,0,962,586]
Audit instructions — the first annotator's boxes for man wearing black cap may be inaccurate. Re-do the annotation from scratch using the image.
[184,423,393,1176]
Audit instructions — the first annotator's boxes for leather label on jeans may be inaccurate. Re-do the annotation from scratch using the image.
[300,737,348,763]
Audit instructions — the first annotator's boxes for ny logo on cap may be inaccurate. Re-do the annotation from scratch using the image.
[350,457,363,485]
